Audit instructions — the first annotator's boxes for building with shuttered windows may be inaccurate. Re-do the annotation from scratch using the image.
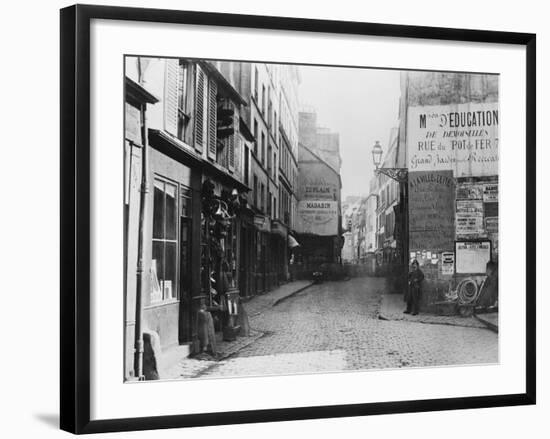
[215,61,301,296]
[123,57,250,379]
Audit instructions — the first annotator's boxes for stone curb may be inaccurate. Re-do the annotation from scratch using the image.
[271,282,316,307]
[216,330,265,360]
[246,282,316,317]
[378,312,488,329]
[378,291,489,330]
[474,314,499,333]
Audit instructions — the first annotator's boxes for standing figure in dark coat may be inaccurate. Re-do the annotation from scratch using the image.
[476,260,498,310]
[405,260,424,315]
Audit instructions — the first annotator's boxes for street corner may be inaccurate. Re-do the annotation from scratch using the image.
[378,291,489,330]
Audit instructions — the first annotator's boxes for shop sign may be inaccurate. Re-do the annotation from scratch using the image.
[483,183,498,202]
[407,102,499,177]
[296,200,338,236]
[254,215,271,233]
[455,241,491,274]
[299,175,339,201]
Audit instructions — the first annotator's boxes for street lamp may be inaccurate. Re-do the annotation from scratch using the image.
[371,139,409,293]
[371,140,408,183]
[372,140,383,169]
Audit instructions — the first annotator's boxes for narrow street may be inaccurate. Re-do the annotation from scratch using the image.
[198,277,498,378]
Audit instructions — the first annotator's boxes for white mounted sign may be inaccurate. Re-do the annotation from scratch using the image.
[456,200,485,236]
[407,103,499,177]
[441,252,455,275]
[455,241,491,274]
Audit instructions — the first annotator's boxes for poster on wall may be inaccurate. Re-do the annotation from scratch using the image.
[298,174,339,201]
[408,170,455,251]
[483,183,498,202]
[296,200,339,235]
[407,102,499,177]
[456,199,485,236]
[441,252,455,275]
[456,183,484,200]
[485,217,498,233]
[455,241,491,274]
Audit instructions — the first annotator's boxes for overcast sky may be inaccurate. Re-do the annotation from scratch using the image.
[298,66,401,200]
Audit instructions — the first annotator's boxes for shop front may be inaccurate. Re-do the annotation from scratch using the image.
[253,214,271,294]
[144,131,249,355]
[142,134,203,353]
[271,219,289,283]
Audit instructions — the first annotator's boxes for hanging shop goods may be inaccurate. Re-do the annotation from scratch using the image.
[200,180,243,338]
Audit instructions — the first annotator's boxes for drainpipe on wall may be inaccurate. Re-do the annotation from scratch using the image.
[134,102,149,380]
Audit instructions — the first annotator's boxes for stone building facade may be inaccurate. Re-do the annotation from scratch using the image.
[400,71,499,311]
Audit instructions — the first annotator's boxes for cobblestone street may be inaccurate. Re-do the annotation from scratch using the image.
[198,277,498,378]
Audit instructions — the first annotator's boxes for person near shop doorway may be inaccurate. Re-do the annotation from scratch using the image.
[405,259,424,315]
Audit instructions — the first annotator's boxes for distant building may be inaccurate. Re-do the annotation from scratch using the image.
[294,144,343,276]
[299,110,342,173]
[215,61,301,295]
[293,110,343,278]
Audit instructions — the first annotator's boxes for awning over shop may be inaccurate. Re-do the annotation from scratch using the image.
[288,235,300,249]
[271,220,288,239]
[253,215,271,233]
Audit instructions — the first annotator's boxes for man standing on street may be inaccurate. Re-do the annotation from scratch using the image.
[405,260,424,315]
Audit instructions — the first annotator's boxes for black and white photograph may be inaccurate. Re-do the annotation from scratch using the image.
[124,57,500,382]
[1,0,545,436]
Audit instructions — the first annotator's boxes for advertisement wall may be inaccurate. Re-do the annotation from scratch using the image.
[407,102,499,177]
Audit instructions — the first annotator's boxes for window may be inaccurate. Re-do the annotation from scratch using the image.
[179,187,192,297]
[254,66,259,102]
[152,178,179,302]
[278,186,282,219]
[260,183,265,212]
[176,61,189,140]
[267,144,272,173]
[254,175,258,207]
[261,132,265,166]
[253,119,258,156]
[385,211,395,240]
[268,88,272,127]
[194,64,206,153]
[262,85,266,115]
[244,145,249,186]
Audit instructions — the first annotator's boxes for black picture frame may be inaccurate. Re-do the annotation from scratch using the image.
[60,4,536,434]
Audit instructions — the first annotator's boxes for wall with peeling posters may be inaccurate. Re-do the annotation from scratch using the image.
[402,72,499,311]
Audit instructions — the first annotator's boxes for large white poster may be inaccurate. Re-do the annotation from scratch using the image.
[296,200,339,236]
[407,102,499,177]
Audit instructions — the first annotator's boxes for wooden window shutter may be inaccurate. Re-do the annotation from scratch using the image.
[194,65,205,152]
[164,59,179,136]
[207,78,217,160]
[228,130,235,171]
